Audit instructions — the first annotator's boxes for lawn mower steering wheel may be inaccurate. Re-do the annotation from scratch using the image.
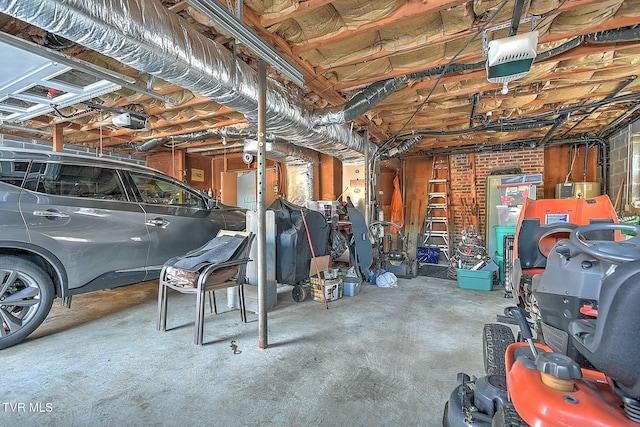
[570,223,640,263]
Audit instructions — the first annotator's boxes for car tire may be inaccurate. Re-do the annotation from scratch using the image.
[0,256,55,350]
[492,404,529,427]
[483,323,515,376]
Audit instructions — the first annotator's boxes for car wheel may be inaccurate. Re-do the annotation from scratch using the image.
[0,256,55,350]
[483,323,515,376]
[492,404,529,427]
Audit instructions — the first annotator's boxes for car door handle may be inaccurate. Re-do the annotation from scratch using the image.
[146,218,170,228]
[33,210,70,219]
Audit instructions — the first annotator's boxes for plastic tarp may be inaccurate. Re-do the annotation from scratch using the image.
[390,176,404,233]
[268,198,330,285]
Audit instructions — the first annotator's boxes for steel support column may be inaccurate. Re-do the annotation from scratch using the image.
[257,60,268,349]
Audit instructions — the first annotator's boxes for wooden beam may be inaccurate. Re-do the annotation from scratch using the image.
[168,1,190,13]
[52,124,64,152]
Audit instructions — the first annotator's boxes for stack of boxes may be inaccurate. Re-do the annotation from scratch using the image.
[309,267,363,301]
[310,268,342,302]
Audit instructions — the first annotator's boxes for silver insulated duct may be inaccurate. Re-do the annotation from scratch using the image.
[0,0,373,161]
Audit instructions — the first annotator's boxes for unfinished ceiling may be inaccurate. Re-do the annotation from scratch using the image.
[0,0,639,160]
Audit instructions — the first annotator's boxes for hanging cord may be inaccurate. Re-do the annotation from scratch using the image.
[171,140,175,178]
[565,146,578,183]
[98,112,104,157]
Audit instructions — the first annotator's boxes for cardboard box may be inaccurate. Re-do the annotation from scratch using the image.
[310,276,342,302]
[309,255,331,278]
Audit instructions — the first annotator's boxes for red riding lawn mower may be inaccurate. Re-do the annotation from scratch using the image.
[443,196,640,426]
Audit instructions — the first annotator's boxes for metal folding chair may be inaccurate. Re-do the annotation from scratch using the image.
[157,231,254,345]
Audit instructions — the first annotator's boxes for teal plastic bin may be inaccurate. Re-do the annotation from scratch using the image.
[496,255,504,285]
[494,226,516,258]
[456,268,494,291]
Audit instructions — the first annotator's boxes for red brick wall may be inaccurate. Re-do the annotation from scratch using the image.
[449,154,473,241]
[449,148,545,244]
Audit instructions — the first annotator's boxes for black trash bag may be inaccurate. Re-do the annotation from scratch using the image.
[329,227,348,260]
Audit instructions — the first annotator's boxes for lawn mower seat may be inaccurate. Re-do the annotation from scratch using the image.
[517,219,577,269]
[568,260,640,399]
[518,219,615,270]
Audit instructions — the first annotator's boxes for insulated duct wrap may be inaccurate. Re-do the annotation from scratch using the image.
[0,0,372,161]
[285,163,314,206]
[243,140,317,164]
[586,26,640,43]
[312,77,409,126]
[268,143,318,164]
[134,128,316,163]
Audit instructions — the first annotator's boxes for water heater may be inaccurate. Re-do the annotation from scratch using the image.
[555,182,601,199]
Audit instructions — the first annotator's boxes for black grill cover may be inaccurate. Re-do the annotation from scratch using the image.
[268,198,330,285]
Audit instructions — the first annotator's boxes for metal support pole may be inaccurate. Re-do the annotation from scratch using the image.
[257,59,268,349]
[364,128,370,226]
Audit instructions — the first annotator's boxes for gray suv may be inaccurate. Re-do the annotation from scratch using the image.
[0,148,245,349]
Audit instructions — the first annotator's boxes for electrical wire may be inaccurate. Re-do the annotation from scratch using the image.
[52,104,98,119]
[565,145,578,183]
[376,0,511,159]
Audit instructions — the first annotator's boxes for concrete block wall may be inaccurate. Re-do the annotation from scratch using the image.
[609,126,630,211]
[608,117,640,215]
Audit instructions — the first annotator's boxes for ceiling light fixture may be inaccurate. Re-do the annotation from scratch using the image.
[187,0,304,87]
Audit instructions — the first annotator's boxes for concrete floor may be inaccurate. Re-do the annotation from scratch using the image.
[2,273,512,427]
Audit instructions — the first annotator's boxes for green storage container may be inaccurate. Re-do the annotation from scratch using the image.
[494,225,516,258]
[496,255,504,285]
[456,268,494,291]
